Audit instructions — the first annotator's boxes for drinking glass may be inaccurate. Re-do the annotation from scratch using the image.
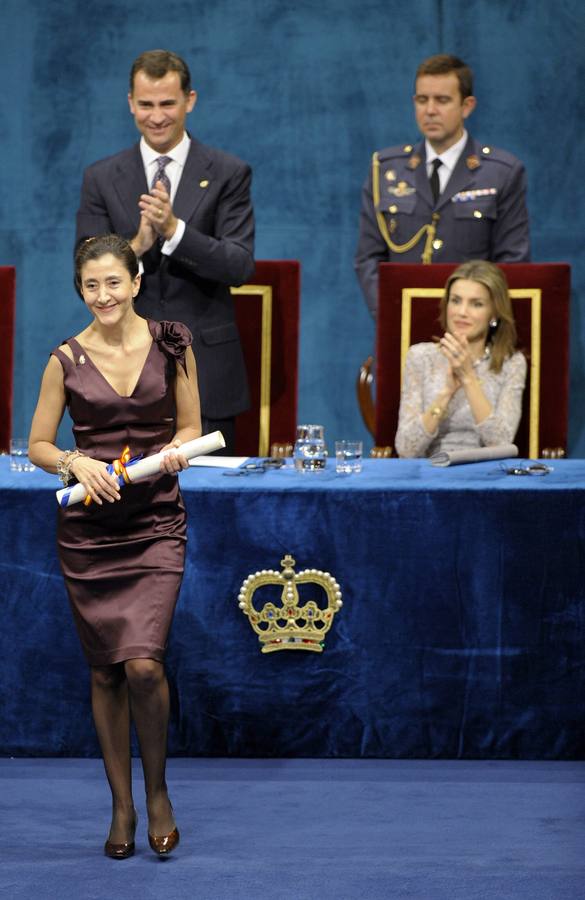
[10,438,35,472]
[293,425,327,472]
[335,440,363,474]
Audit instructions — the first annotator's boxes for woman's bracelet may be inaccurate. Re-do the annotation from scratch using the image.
[56,449,85,485]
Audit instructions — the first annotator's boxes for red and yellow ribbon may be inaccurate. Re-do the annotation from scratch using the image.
[83,445,132,506]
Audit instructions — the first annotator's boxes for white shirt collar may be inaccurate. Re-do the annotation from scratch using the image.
[425,129,468,174]
[139,131,191,171]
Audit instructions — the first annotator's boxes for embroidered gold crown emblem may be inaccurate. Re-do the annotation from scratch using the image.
[237,554,343,653]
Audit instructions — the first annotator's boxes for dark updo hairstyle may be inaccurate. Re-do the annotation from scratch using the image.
[75,234,139,297]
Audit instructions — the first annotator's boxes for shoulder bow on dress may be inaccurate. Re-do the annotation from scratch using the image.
[150,321,193,375]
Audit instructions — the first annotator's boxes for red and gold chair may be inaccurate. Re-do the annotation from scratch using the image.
[0,267,16,452]
[358,263,571,459]
[231,261,300,456]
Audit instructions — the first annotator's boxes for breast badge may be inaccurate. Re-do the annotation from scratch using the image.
[451,188,498,203]
[387,180,415,197]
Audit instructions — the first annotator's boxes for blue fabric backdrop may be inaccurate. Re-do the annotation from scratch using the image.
[1,0,584,450]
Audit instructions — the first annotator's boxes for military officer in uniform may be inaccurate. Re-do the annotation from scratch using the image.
[355,54,530,318]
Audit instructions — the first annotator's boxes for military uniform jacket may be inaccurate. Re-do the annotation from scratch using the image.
[76,137,255,420]
[354,135,530,317]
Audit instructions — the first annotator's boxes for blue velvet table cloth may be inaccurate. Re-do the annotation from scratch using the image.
[1,457,584,758]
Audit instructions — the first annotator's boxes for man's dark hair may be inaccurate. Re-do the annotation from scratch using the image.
[129,49,192,95]
[415,54,473,100]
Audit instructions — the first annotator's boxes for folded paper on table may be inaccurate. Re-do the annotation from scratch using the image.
[188,456,249,469]
[56,431,225,507]
[429,444,518,467]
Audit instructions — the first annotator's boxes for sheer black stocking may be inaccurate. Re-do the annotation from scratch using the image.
[125,658,175,836]
[90,664,136,843]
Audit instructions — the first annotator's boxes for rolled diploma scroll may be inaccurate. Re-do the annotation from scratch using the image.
[56,431,225,507]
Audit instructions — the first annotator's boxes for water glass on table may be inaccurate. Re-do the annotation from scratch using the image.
[10,438,35,472]
[335,440,363,474]
[293,424,327,472]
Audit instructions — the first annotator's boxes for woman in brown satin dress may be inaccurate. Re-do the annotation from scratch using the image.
[29,234,201,859]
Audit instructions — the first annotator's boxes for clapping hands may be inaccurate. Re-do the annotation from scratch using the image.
[439,332,474,388]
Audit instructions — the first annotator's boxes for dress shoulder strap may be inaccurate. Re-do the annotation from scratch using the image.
[51,337,83,368]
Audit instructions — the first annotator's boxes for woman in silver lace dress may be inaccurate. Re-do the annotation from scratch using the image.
[395,261,526,458]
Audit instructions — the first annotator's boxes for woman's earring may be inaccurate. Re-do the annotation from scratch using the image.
[489,318,498,328]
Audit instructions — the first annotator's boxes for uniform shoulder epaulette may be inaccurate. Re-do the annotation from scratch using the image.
[477,144,522,169]
[377,143,416,163]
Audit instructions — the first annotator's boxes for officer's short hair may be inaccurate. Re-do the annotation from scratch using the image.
[415,55,473,100]
[130,49,192,95]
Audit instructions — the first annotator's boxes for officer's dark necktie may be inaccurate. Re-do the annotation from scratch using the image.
[429,158,442,205]
[151,156,172,196]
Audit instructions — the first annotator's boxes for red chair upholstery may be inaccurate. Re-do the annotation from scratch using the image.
[231,261,300,456]
[0,267,16,452]
[371,263,571,458]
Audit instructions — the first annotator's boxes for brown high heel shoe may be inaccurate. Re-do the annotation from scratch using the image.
[147,796,179,857]
[104,810,137,860]
[148,825,180,856]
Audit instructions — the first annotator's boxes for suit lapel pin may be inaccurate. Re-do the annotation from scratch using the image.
[199,179,209,188]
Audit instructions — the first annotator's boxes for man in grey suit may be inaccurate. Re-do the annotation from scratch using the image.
[76,50,255,452]
[355,54,530,318]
